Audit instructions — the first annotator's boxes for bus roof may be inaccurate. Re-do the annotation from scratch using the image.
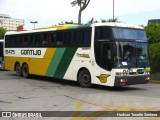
[34,24,78,30]
[91,22,143,29]
[5,23,143,35]
[5,28,57,35]
[5,24,90,35]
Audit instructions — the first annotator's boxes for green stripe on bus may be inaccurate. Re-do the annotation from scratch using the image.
[46,48,66,77]
[68,24,91,29]
[54,48,77,78]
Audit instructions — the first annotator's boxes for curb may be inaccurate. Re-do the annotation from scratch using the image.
[149,80,160,84]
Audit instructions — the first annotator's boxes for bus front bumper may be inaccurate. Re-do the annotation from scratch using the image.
[114,75,150,86]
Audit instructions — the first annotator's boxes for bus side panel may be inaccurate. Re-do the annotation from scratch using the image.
[63,48,95,81]
[4,48,56,76]
[45,48,78,78]
[63,47,115,86]
[4,56,15,71]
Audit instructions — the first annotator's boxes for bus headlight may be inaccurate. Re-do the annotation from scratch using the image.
[119,79,127,86]
[145,77,150,81]
[120,79,124,82]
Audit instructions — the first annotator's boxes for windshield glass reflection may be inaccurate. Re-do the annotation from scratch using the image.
[113,42,149,68]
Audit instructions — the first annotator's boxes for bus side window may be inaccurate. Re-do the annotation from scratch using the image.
[73,31,81,46]
[57,32,63,46]
[20,36,23,46]
[14,35,20,47]
[63,32,71,45]
[42,34,47,46]
[82,29,91,45]
[6,36,13,47]
[95,27,111,40]
[24,35,29,47]
[47,33,55,46]
[10,35,17,47]
[38,33,47,47]
[47,33,51,46]
[29,34,36,47]
[27,35,31,47]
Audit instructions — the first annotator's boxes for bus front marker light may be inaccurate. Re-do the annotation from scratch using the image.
[145,67,151,72]
[145,77,150,81]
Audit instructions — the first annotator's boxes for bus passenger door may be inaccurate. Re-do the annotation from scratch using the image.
[100,42,112,71]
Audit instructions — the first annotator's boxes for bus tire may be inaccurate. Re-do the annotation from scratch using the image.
[22,63,29,78]
[15,63,21,76]
[78,69,92,88]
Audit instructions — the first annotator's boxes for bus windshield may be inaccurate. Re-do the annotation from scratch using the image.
[112,28,147,40]
[113,42,149,68]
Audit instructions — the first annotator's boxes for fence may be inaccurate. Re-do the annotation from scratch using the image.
[150,72,160,80]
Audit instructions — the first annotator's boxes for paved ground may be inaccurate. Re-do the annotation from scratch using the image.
[0,70,160,120]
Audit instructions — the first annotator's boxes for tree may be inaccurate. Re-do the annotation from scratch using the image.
[71,0,90,25]
[144,24,160,73]
[58,20,76,25]
[144,24,160,44]
[0,27,7,39]
[101,18,120,23]
[149,42,160,73]
[87,17,98,24]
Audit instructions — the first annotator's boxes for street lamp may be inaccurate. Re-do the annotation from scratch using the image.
[30,21,38,29]
[113,0,114,21]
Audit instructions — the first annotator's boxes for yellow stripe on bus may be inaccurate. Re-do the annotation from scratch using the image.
[29,48,56,75]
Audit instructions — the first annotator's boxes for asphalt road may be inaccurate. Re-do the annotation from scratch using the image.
[0,70,160,120]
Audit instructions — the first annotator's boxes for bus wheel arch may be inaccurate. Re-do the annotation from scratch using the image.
[77,68,92,88]
[22,63,29,78]
[15,62,21,76]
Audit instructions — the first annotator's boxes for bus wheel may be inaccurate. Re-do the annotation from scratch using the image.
[22,64,29,78]
[15,63,21,76]
[78,69,92,88]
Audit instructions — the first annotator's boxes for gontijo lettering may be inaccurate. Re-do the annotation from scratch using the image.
[21,50,41,55]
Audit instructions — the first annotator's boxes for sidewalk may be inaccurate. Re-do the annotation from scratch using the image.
[149,80,160,84]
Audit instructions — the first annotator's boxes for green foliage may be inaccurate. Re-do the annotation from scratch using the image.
[106,18,119,22]
[144,24,160,73]
[101,18,120,23]
[58,20,77,25]
[144,24,160,44]
[0,27,7,39]
[149,42,160,73]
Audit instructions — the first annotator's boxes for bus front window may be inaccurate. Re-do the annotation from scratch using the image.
[113,42,149,68]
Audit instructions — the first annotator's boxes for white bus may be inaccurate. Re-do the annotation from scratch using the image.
[0,39,4,69]
[4,23,150,87]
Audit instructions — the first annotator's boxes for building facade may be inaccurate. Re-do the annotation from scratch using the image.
[0,14,24,31]
[148,19,160,24]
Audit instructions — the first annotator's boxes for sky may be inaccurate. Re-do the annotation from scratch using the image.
[0,0,160,30]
